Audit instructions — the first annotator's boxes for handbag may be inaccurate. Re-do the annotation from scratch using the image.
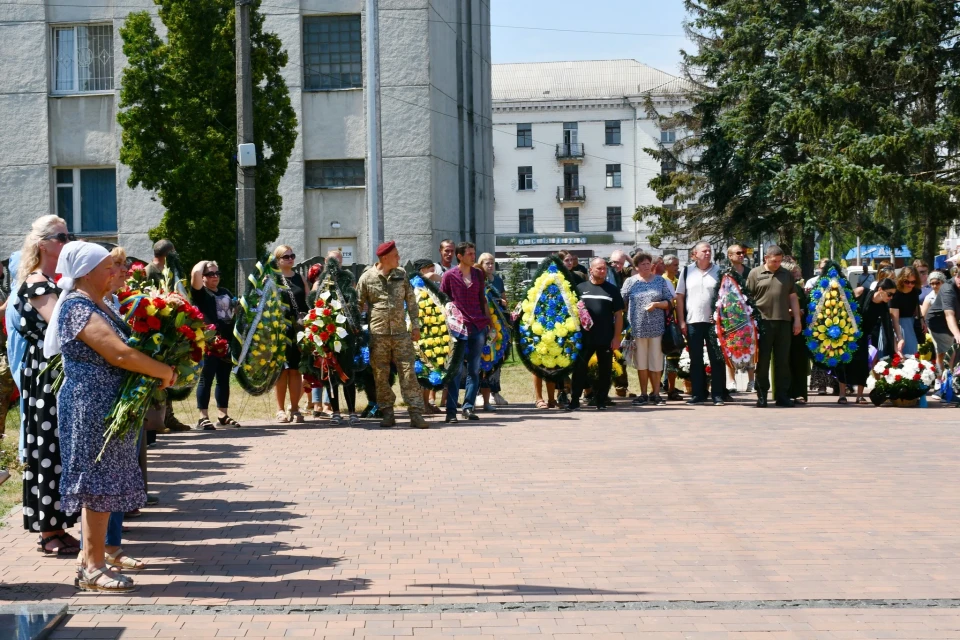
[280,273,306,329]
[661,313,686,356]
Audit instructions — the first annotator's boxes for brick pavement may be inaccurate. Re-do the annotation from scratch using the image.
[2,397,960,637]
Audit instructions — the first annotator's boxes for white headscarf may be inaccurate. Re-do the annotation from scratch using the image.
[43,241,111,358]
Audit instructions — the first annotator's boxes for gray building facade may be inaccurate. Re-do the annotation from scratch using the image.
[0,0,493,266]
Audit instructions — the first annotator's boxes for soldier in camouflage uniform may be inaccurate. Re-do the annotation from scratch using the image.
[356,241,428,428]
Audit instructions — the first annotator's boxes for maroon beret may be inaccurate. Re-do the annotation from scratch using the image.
[376,241,396,258]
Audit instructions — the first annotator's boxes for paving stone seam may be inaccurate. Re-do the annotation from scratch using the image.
[65,598,960,616]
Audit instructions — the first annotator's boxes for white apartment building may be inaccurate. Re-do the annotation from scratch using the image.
[0,0,493,266]
[491,60,692,261]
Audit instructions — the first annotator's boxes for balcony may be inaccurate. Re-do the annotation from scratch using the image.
[557,185,586,204]
[555,143,585,161]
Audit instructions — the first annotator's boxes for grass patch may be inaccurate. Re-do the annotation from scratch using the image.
[1,407,24,523]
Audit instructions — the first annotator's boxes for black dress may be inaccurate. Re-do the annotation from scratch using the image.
[279,272,307,370]
[837,289,894,387]
[15,276,79,534]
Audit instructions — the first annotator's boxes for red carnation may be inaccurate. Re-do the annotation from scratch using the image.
[894,374,902,381]
[132,320,150,333]
[206,323,216,332]
[153,298,167,310]
[326,323,336,333]
[913,373,921,381]
[191,347,203,362]
[319,331,330,342]
[146,316,161,331]
[308,310,317,320]
[883,368,890,375]
[322,308,332,317]
[177,325,193,338]
[315,297,325,307]
[133,302,149,318]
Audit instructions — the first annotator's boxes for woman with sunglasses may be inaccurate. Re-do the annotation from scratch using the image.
[190,261,239,429]
[921,271,950,369]
[274,245,307,423]
[889,266,922,356]
[836,278,898,403]
[13,215,81,556]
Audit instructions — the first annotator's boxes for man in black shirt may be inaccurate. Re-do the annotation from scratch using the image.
[567,258,625,411]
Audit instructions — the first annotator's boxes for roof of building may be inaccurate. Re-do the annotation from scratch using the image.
[492,59,692,102]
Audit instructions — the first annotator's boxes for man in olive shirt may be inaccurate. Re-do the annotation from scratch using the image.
[357,241,428,428]
[746,245,802,407]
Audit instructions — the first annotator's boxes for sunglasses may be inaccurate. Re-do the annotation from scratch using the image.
[280,253,296,260]
[733,251,744,256]
[204,271,221,277]
[44,232,77,243]
[904,280,917,285]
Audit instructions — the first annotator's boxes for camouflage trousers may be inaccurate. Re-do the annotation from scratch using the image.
[370,334,425,413]
[0,354,15,438]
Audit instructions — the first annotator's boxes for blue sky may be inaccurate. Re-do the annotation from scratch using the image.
[490,0,693,76]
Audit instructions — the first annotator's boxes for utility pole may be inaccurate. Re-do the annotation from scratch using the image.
[235,0,257,293]
[365,0,384,261]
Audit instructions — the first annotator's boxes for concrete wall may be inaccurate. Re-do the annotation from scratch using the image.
[0,0,493,267]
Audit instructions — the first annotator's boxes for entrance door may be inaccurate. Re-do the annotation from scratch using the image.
[563,122,578,145]
[563,164,579,193]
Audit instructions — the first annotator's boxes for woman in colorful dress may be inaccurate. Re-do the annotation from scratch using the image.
[14,215,79,557]
[274,245,308,423]
[620,251,675,406]
[49,242,176,592]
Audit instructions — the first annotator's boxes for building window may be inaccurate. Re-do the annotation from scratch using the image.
[519,208,534,234]
[661,129,676,144]
[563,122,578,144]
[305,160,365,188]
[605,120,621,145]
[303,15,362,91]
[52,24,114,93]
[661,157,677,177]
[606,207,622,232]
[517,123,532,148]
[564,208,580,233]
[55,167,117,234]
[517,166,533,191]
[606,164,622,188]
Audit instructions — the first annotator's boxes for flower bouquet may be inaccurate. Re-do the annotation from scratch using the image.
[714,269,760,371]
[102,290,214,460]
[676,346,710,380]
[409,275,465,390]
[205,335,230,359]
[481,286,511,373]
[231,256,290,395]
[514,256,582,382]
[804,263,861,369]
[298,290,352,384]
[865,354,936,407]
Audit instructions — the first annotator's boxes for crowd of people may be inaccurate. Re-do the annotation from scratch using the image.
[2,213,958,594]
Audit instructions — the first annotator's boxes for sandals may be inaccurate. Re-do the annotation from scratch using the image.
[217,415,241,428]
[838,396,848,404]
[547,399,557,409]
[76,565,136,593]
[535,399,549,410]
[105,548,146,571]
[290,410,305,424]
[197,417,216,431]
[276,410,291,424]
[38,534,80,557]
[347,413,361,426]
[856,396,868,404]
[329,413,343,426]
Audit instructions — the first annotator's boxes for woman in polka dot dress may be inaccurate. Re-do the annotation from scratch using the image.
[14,215,80,556]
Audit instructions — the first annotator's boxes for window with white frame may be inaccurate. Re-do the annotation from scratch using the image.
[517,166,533,191]
[52,24,114,93]
[605,164,622,188]
[55,168,118,234]
[660,129,676,144]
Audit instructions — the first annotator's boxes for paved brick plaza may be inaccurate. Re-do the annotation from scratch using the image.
[2,398,960,638]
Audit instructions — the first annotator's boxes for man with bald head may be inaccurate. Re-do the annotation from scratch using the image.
[606,250,629,288]
[567,257,624,411]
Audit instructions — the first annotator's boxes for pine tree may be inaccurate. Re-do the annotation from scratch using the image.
[117,0,298,288]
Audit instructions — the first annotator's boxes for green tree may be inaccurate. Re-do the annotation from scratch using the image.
[504,252,527,310]
[640,0,960,274]
[118,0,298,289]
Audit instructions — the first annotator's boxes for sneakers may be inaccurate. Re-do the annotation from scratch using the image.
[667,389,684,401]
[347,413,361,426]
[651,394,666,406]
[563,403,581,412]
[631,394,648,406]
[745,380,755,394]
[462,408,480,421]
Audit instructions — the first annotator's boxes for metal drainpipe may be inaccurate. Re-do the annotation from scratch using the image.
[629,97,638,250]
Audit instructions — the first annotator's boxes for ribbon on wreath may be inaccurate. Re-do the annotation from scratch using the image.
[232,277,278,375]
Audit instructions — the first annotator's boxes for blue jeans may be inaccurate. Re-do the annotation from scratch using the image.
[446,329,486,415]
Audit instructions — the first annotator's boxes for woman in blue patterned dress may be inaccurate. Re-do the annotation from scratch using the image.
[47,242,176,593]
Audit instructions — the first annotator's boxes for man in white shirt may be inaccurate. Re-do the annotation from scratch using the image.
[676,241,727,405]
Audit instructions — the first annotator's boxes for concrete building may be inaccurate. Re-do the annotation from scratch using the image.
[491,59,692,262]
[0,0,493,266]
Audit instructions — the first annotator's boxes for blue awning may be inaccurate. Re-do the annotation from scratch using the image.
[844,245,912,260]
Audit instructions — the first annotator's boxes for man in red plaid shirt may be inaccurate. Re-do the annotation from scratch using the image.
[440,242,494,423]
